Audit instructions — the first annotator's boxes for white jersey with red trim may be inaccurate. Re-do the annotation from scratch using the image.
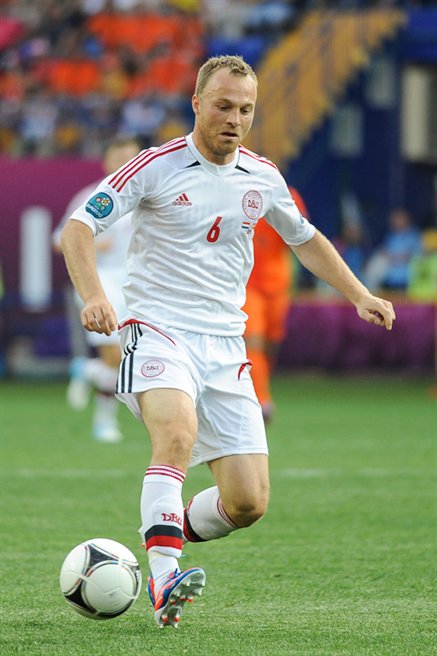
[70,133,315,336]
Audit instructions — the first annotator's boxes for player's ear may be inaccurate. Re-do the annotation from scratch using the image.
[192,94,200,115]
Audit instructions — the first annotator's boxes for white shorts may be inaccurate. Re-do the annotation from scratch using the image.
[116,320,268,467]
[75,269,127,347]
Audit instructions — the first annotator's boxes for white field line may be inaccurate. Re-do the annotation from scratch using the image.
[3,467,433,480]
[4,469,128,479]
[276,467,433,478]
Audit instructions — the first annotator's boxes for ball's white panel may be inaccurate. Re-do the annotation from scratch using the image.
[59,543,88,593]
[84,564,133,613]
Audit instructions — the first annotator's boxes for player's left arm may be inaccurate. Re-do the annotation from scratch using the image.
[292,230,396,330]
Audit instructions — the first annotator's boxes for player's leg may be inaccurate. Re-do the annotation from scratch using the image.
[116,322,206,627]
[89,270,125,441]
[91,343,122,442]
[67,282,123,441]
[98,342,121,369]
[69,270,126,441]
[265,291,289,367]
[184,454,269,543]
[138,388,196,558]
[256,290,290,423]
[68,343,122,441]
[184,334,269,543]
[210,453,269,526]
[139,388,206,626]
[244,289,272,420]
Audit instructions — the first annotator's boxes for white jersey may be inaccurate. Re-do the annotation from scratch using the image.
[53,182,133,274]
[70,133,315,336]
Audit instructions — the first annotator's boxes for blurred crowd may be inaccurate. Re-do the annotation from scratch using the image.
[0,0,204,156]
[318,196,437,301]
[0,0,300,157]
[1,0,421,158]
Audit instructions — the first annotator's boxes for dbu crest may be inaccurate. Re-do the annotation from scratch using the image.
[141,360,165,377]
[242,190,263,220]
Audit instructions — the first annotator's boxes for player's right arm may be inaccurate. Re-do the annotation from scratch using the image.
[60,220,117,336]
[53,183,99,254]
[59,150,151,333]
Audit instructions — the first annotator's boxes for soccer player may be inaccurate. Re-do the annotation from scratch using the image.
[53,137,140,442]
[243,187,309,423]
[60,56,395,627]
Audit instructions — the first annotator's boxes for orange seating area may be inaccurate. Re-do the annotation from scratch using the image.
[45,59,101,96]
[0,71,25,101]
[31,53,198,98]
[86,13,184,54]
[129,54,197,96]
[0,12,203,100]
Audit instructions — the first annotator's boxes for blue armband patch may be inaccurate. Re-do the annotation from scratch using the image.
[86,193,114,219]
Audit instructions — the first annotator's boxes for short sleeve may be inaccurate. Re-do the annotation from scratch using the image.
[265,174,315,246]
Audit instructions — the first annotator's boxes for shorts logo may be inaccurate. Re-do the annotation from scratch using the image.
[242,190,263,220]
[141,360,165,377]
[86,192,114,219]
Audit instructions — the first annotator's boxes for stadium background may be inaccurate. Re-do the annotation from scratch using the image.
[0,1,436,375]
[1,3,436,654]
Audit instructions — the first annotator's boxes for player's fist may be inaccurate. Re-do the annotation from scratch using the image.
[356,295,396,331]
[81,296,117,335]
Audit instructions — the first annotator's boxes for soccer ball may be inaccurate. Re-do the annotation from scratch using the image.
[60,538,142,620]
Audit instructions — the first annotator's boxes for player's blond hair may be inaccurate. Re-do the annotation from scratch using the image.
[195,56,258,97]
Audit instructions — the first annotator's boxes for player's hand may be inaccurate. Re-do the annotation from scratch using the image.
[355,294,396,331]
[81,296,117,336]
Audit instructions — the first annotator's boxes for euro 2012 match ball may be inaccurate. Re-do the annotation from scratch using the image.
[60,538,142,620]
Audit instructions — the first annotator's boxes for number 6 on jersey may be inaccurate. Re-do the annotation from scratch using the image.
[206,216,222,243]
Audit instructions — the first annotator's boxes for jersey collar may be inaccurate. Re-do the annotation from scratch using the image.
[185,133,239,176]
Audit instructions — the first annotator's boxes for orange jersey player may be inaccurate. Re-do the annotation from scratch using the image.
[244,187,309,422]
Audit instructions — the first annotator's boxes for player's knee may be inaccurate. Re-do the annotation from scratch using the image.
[167,429,194,458]
[227,489,269,527]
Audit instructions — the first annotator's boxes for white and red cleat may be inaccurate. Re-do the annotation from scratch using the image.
[147,568,206,628]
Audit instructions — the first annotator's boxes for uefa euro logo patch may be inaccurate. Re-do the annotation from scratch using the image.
[86,192,114,219]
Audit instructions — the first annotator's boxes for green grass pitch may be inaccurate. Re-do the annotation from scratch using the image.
[1,375,435,655]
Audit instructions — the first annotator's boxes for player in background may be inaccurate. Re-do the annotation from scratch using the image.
[59,56,395,628]
[53,137,140,442]
[244,187,309,423]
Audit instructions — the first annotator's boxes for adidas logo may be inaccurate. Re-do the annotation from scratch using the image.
[173,193,192,206]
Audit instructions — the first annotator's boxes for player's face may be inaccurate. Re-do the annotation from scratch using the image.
[192,68,257,165]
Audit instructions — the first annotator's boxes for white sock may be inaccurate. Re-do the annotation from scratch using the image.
[84,359,118,393]
[148,551,179,592]
[93,392,119,426]
[140,465,185,589]
[183,486,238,542]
